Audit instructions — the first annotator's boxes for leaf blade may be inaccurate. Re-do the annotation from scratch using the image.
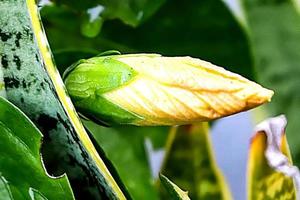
[0,96,74,200]
[161,123,232,200]
[159,174,190,200]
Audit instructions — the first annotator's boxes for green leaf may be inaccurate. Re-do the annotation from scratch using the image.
[159,174,190,200]
[243,0,300,167]
[0,96,74,200]
[84,120,169,200]
[160,123,232,200]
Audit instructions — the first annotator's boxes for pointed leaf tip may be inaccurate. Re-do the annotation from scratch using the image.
[159,174,190,200]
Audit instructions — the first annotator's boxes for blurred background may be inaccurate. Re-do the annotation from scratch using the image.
[39,0,300,199]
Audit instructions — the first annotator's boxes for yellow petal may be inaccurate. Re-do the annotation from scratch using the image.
[104,54,273,125]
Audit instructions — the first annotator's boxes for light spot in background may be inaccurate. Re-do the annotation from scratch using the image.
[221,0,248,29]
[38,0,52,9]
[145,138,165,179]
[87,5,105,22]
[211,111,254,200]
[292,0,300,14]
[137,11,144,21]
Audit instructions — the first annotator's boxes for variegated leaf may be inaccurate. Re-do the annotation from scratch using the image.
[160,123,232,199]
[247,115,299,200]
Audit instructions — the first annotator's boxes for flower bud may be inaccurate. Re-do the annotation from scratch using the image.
[64,54,273,126]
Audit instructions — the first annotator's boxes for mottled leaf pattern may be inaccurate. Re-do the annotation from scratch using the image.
[160,123,232,200]
[247,117,296,200]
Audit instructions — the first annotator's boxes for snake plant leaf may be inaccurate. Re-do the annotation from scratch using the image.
[242,0,300,166]
[160,123,232,200]
[84,120,170,200]
[65,54,273,126]
[159,174,190,200]
[0,0,126,199]
[0,96,74,200]
[247,115,298,200]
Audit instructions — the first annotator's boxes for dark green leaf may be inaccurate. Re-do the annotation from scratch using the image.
[0,96,74,200]
[51,0,166,27]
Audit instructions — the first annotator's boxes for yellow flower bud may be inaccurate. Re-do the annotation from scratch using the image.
[65,54,274,126]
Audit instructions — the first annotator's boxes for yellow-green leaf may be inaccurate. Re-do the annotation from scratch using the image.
[160,123,232,200]
[159,174,190,200]
[247,115,298,200]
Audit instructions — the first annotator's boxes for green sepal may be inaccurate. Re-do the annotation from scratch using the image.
[75,94,142,125]
[62,59,86,80]
[65,56,137,97]
[62,51,121,80]
[96,50,121,57]
[64,55,143,125]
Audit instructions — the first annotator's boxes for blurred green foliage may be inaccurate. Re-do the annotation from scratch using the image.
[243,0,300,166]
[42,0,253,79]
[84,121,168,200]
